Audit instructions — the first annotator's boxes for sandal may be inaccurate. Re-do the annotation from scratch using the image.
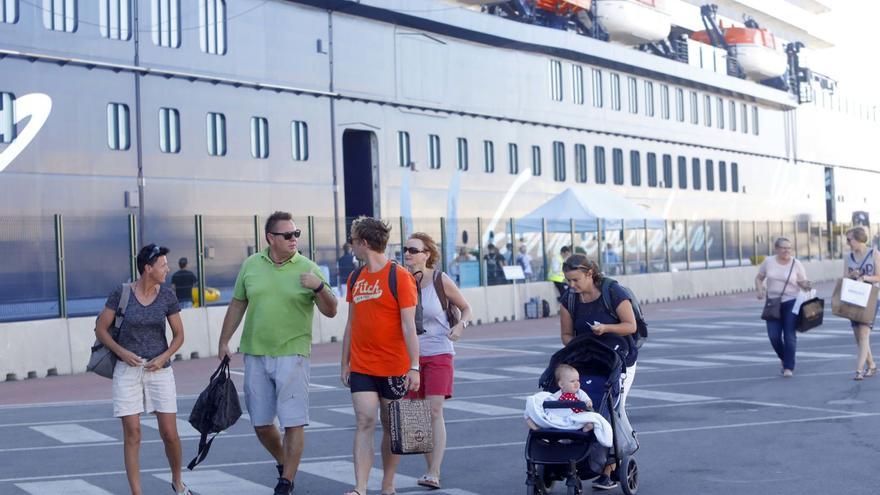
[866,367,878,378]
[417,474,441,489]
[855,370,864,381]
[344,491,362,495]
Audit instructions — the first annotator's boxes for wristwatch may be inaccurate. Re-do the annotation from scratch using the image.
[409,364,420,372]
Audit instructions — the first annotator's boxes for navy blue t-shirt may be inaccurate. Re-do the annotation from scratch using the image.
[569,283,637,366]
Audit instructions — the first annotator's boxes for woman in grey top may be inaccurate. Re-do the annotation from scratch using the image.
[403,233,472,490]
[843,227,878,380]
[95,244,191,495]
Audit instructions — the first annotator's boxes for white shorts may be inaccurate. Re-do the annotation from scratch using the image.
[112,361,178,417]
[244,354,310,428]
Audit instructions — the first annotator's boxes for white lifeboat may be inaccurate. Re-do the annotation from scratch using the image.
[691,26,787,80]
[594,0,671,46]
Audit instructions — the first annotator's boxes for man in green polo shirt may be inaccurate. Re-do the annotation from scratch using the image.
[218,211,337,495]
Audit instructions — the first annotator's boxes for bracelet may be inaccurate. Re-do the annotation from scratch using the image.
[312,282,325,293]
[409,367,420,372]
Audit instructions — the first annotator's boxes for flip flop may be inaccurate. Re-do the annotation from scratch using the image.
[417,475,441,489]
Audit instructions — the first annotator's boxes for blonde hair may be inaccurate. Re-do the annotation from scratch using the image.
[554,364,578,382]
[408,232,440,268]
[847,227,868,244]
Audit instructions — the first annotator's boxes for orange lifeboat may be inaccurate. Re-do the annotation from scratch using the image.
[534,0,592,15]
[691,24,787,80]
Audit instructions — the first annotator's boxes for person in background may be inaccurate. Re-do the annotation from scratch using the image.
[842,227,878,380]
[548,246,571,300]
[170,257,198,309]
[516,244,534,281]
[338,243,358,297]
[484,243,506,286]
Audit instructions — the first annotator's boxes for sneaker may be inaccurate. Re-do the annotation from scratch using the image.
[591,475,619,490]
[782,369,793,378]
[273,477,293,495]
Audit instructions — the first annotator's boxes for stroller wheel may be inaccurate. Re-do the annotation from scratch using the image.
[619,457,639,495]
[537,464,555,491]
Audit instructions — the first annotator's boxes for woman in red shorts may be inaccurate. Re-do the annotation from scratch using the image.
[403,233,473,490]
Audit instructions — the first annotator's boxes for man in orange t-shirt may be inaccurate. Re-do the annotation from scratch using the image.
[341,216,420,495]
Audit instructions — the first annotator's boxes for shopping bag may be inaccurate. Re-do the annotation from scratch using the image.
[840,278,872,307]
[388,399,433,455]
[796,297,824,332]
[832,279,880,324]
[792,290,817,315]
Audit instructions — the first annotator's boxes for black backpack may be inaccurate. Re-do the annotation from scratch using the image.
[187,356,242,470]
[564,278,648,349]
[348,261,425,333]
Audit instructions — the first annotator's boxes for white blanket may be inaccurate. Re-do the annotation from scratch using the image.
[524,391,614,447]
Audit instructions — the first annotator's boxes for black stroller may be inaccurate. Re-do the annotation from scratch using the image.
[525,335,639,495]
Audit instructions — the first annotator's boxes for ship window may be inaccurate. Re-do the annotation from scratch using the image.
[731,162,739,192]
[531,145,542,176]
[647,152,657,187]
[662,154,672,188]
[574,144,587,183]
[2,0,19,23]
[594,146,606,184]
[716,97,724,129]
[677,156,687,189]
[107,103,130,151]
[643,81,654,117]
[675,88,684,122]
[691,158,701,190]
[660,85,670,120]
[630,150,641,186]
[508,142,518,174]
[705,159,715,191]
[151,0,180,48]
[627,77,638,114]
[552,141,566,182]
[484,140,495,173]
[612,148,624,185]
[397,131,410,168]
[751,106,759,135]
[549,60,563,102]
[429,134,441,169]
[0,92,15,144]
[719,160,728,191]
[703,95,711,127]
[292,121,308,161]
[100,0,131,40]
[740,103,748,134]
[43,0,77,32]
[457,138,468,171]
[689,91,698,124]
[158,107,180,154]
[610,73,621,111]
[206,112,226,156]
[572,65,585,105]
[591,69,603,108]
[249,117,269,159]
[199,0,226,55]
[729,100,737,131]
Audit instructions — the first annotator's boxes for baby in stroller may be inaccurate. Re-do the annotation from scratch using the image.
[524,335,639,495]
[525,364,596,433]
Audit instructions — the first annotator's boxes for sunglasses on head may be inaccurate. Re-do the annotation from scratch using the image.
[147,245,161,262]
[271,230,301,240]
[402,247,425,255]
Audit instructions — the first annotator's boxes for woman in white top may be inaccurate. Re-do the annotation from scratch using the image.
[843,227,878,380]
[755,237,812,377]
[403,233,473,490]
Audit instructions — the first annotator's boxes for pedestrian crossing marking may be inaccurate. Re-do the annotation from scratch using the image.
[641,341,675,348]
[646,327,677,333]
[768,351,850,359]
[15,479,114,494]
[627,389,718,403]
[29,424,115,444]
[500,366,546,375]
[654,337,737,346]
[675,323,730,329]
[309,383,337,390]
[298,460,421,491]
[455,370,509,381]
[717,321,767,327]
[154,470,268,494]
[703,354,779,363]
[536,344,565,350]
[141,418,201,437]
[638,358,724,368]
[709,335,771,343]
[240,413,332,429]
[330,407,355,416]
[444,400,523,416]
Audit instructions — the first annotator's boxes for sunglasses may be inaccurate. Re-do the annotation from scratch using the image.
[403,247,425,255]
[271,230,301,240]
[147,245,161,262]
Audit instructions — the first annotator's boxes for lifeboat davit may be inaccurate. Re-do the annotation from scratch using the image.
[595,0,671,46]
[691,26,787,80]
[534,0,592,15]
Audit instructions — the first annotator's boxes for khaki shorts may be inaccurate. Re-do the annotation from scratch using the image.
[244,354,310,428]
[112,362,178,417]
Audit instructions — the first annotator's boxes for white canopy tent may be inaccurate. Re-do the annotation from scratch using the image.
[517,187,664,232]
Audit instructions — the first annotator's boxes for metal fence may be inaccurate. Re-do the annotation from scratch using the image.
[0,214,860,322]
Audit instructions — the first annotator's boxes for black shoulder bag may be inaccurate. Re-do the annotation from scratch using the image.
[761,261,795,321]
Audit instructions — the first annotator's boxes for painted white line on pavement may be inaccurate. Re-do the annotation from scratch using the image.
[29,424,116,444]
[154,470,269,494]
[674,323,730,329]
[240,413,333,429]
[15,479,114,494]
[717,321,767,327]
[309,383,337,390]
[329,407,355,416]
[454,370,510,381]
[640,341,676,348]
[637,358,725,368]
[702,354,778,363]
[444,400,523,416]
[298,460,420,491]
[626,389,717,403]
[500,366,546,375]
[454,343,545,355]
[760,351,851,359]
[708,335,770,343]
[141,418,201,437]
[644,327,677,333]
[653,337,736,346]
